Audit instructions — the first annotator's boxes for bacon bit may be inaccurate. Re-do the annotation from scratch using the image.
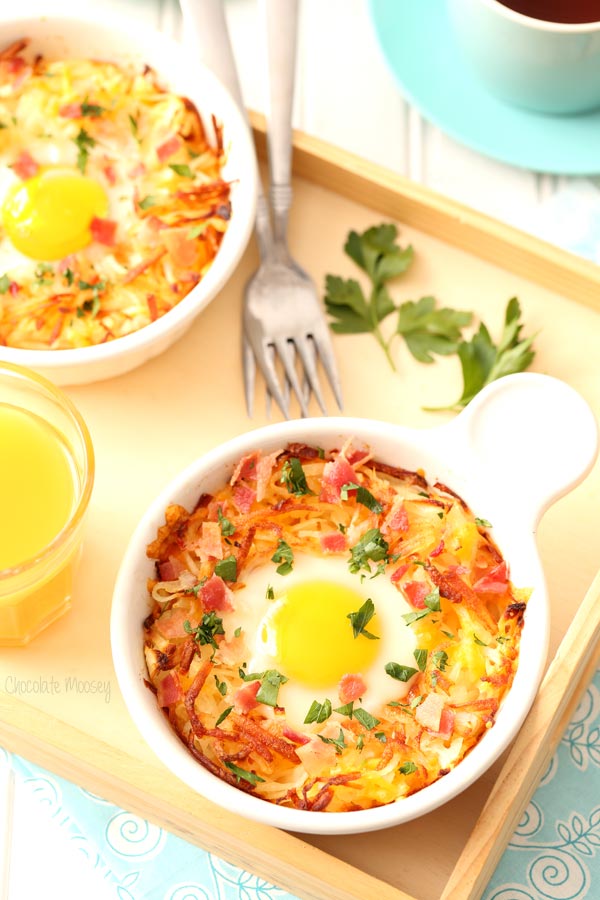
[230,451,260,486]
[197,521,223,561]
[157,556,186,581]
[156,672,181,707]
[90,216,117,247]
[102,161,117,185]
[438,707,455,739]
[338,673,366,705]
[147,293,158,322]
[403,581,429,609]
[8,281,19,297]
[256,449,282,502]
[155,607,192,639]
[415,692,445,732]
[59,102,82,118]
[122,248,166,284]
[391,563,410,584]
[345,448,370,466]
[156,134,182,162]
[200,574,234,613]
[128,162,147,178]
[382,500,409,535]
[320,531,347,553]
[319,455,357,503]
[282,725,310,746]
[12,150,38,179]
[296,737,337,776]
[473,561,508,593]
[232,484,256,514]
[430,539,445,558]
[234,679,261,713]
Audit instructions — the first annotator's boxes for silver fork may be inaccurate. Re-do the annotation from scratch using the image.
[243,0,343,419]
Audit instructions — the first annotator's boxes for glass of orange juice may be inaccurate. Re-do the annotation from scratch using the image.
[0,362,94,646]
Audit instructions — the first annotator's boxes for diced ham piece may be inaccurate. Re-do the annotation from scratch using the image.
[217,632,245,666]
[345,447,370,466]
[296,736,337,776]
[156,134,182,162]
[281,725,310,746]
[319,455,357,503]
[163,228,198,269]
[234,679,261,713]
[158,556,185,581]
[200,575,234,613]
[403,581,429,609]
[391,563,410,584]
[430,540,445,558]
[255,449,282,502]
[382,500,409,535]
[437,707,455,740]
[156,607,191,639]
[8,281,18,296]
[230,451,260,486]
[156,672,181,707]
[103,161,117,185]
[59,102,82,118]
[320,531,347,553]
[232,484,256,514]
[90,216,117,247]
[415,693,445,732]
[338,673,366,705]
[197,521,223,561]
[473,561,509,594]
[12,150,38,180]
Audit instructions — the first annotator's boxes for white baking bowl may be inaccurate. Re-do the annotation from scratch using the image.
[0,12,257,385]
[111,373,598,834]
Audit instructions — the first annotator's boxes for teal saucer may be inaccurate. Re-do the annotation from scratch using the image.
[368,0,600,175]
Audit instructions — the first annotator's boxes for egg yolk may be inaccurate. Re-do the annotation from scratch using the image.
[2,169,108,261]
[261,581,381,688]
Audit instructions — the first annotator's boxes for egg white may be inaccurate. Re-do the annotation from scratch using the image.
[222,554,418,731]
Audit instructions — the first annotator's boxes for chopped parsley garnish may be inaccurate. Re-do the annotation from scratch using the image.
[340,482,383,513]
[76,296,100,319]
[385,662,418,682]
[74,127,96,173]
[399,761,418,775]
[338,523,347,534]
[473,634,488,647]
[139,194,158,210]
[255,669,288,707]
[432,650,449,672]
[410,695,424,709]
[0,274,10,293]
[187,223,206,240]
[217,508,235,536]
[265,585,275,600]
[347,598,379,641]
[78,279,105,293]
[317,728,346,755]
[80,99,105,117]
[234,626,242,638]
[215,706,233,727]
[64,268,74,286]
[214,675,227,696]
[35,263,54,283]
[224,761,265,786]
[280,457,313,496]
[402,587,441,624]
[356,734,364,751]
[128,114,138,136]
[414,648,428,671]
[334,701,355,717]
[475,517,493,528]
[184,612,225,650]
[271,540,294,575]
[304,699,332,724]
[169,163,195,178]
[353,707,380,730]
[214,554,237,582]
[348,528,389,574]
[374,732,387,743]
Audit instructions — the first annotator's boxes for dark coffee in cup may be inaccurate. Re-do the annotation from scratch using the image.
[498,0,600,24]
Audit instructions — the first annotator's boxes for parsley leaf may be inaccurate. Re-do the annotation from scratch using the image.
[432,650,449,672]
[414,648,428,671]
[348,528,389,574]
[215,706,233,726]
[402,587,441,624]
[353,707,380,730]
[340,482,383,513]
[317,727,346,755]
[374,732,387,743]
[265,585,275,600]
[184,612,225,650]
[432,298,536,411]
[334,701,355,717]
[304,699,332,724]
[271,540,294,575]
[214,675,227,696]
[74,127,95,173]
[139,195,158,210]
[475,517,492,528]
[255,669,288,707]
[356,734,364,751]
[169,163,195,178]
[347,598,379,641]
[224,761,265,786]
[217,507,235,536]
[399,761,418,775]
[80,99,105,117]
[385,662,418,682]
[280,457,313,496]
[214,554,237,582]
[0,274,10,294]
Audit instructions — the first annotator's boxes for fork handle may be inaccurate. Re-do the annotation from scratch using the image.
[180,0,272,258]
[262,0,299,247]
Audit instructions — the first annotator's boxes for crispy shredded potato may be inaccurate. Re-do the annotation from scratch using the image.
[143,442,528,812]
[0,38,229,349]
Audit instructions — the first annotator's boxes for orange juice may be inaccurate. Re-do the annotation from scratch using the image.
[0,363,94,646]
[0,403,77,570]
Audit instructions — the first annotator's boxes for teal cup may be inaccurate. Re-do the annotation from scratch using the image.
[448,0,600,114]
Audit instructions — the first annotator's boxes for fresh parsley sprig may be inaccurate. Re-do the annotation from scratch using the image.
[183,612,225,650]
[347,598,379,641]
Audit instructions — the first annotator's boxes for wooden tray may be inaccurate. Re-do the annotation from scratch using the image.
[1,124,599,900]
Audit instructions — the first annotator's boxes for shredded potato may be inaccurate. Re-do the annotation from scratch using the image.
[143,442,528,812]
[0,38,229,349]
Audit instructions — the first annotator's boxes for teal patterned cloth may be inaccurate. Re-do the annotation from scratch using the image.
[4,667,600,899]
